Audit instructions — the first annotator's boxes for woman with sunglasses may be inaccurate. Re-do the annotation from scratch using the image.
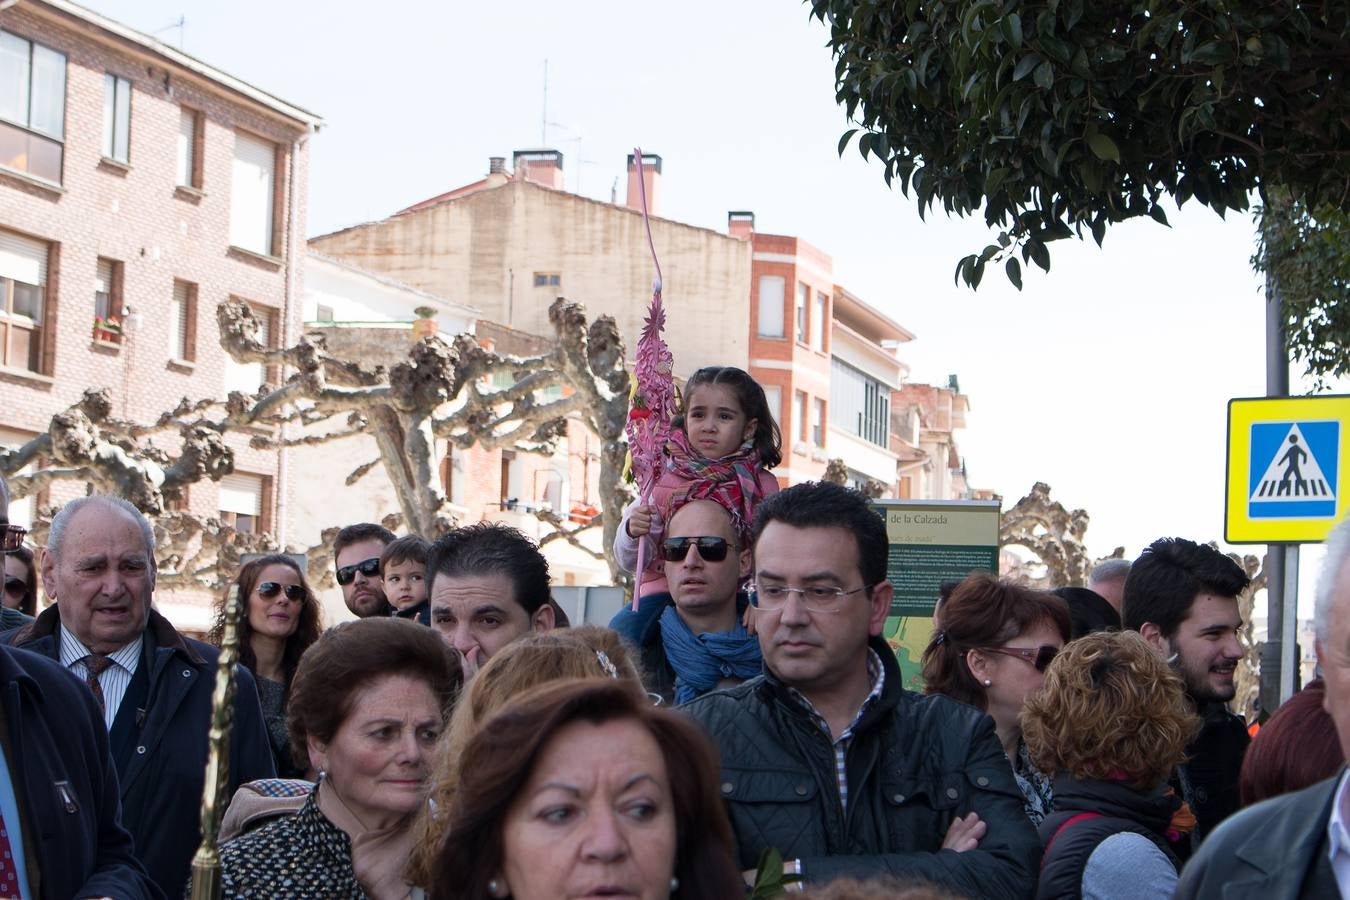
[921,572,1070,825]
[211,553,323,777]
[3,543,38,619]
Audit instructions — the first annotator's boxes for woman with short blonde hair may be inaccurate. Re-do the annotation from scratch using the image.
[1021,630,1200,900]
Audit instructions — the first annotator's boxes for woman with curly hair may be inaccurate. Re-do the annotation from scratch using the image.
[1021,630,1201,900]
[212,553,323,777]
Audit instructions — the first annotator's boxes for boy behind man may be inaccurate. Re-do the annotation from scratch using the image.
[382,535,431,626]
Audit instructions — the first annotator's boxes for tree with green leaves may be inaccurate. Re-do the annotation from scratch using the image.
[811,0,1350,300]
[1254,196,1350,384]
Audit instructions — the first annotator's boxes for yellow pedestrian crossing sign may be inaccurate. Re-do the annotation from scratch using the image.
[1226,395,1350,543]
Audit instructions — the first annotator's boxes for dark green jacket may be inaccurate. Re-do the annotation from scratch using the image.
[682,637,1040,896]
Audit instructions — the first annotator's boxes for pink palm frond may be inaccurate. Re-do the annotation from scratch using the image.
[625,147,677,607]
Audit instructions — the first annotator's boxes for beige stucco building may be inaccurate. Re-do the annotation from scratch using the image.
[309,151,752,378]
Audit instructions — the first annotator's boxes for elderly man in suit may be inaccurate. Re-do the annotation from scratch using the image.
[1177,513,1350,898]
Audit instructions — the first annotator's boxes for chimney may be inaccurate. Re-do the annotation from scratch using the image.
[626,152,662,215]
[512,149,565,190]
[728,210,755,240]
[488,156,506,174]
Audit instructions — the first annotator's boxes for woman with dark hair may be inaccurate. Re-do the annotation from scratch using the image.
[211,553,323,777]
[210,617,461,899]
[1240,678,1342,805]
[3,543,37,619]
[430,678,743,900]
[921,572,1070,824]
[1022,630,1200,900]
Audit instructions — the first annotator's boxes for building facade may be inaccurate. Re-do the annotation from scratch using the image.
[0,0,319,628]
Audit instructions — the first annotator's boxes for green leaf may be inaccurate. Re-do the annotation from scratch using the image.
[986,167,1010,197]
[837,129,858,157]
[1012,53,1042,82]
[1033,61,1054,91]
[1087,132,1120,163]
[1029,240,1052,272]
[1006,256,1023,290]
[1149,204,1170,227]
[1002,14,1022,51]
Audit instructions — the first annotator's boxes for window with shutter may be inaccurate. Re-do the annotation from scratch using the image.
[175,107,200,188]
[218,472,267,534]
[230,131,276,255]
[757,275,785,338]
[169,280,196,361]
[0,229,48,372]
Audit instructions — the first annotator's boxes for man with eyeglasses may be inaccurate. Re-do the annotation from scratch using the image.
[631,499,760,706]
[0,480,202,897]
[684,481,1039,896]
[333,522,396,618]
[1122,536,1251,859]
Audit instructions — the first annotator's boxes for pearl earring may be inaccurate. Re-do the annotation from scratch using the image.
[670,876,680,892]
[983,678,992,686]
[488,878,505,898]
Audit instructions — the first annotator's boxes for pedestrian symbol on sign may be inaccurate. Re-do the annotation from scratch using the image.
[1248,421,1340,520]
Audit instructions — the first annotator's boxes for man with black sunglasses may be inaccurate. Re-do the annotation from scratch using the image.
[630,499,760,706]
[684,481,1038,896]
[332,522,396,618]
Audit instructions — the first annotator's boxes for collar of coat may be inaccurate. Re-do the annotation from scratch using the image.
[757,633,903,731]
[13,603,206,667]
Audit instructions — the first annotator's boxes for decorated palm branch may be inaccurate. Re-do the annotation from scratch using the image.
[624,147,677,608]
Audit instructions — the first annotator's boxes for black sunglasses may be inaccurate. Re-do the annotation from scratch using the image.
[3,576,25,597]
[257,581,307,602]
[660,536,731,563]
[979,644,1060,673]
[335,556,382,585]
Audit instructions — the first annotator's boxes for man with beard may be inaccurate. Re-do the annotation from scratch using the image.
[333,522,396,618]
[1123,536,1250,858]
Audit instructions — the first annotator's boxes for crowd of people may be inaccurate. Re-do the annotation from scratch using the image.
[0,363,1346,899]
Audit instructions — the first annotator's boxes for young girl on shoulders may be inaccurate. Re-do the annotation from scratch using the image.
[612,366,782,619]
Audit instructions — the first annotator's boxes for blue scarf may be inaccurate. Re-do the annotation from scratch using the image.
[659,604,762,704]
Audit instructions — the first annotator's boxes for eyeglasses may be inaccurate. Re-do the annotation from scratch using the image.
[3,577,25,598]
[257,582,307,602]
[2,524,26,554]
[660,536,732,563]
[335,556,381,586]
[750,583,871,613]
[979,644,1060,673]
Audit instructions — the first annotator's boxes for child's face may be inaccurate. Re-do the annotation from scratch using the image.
[383,559,427,610]
[684,383,756,459]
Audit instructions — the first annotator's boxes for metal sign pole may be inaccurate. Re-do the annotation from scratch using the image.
[1280,545,1300,703]
[1260,260,1289,715]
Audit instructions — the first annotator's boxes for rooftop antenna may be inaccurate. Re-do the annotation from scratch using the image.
[541,58,549,145]
[153,16,186,49]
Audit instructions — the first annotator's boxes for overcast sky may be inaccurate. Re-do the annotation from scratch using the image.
[82,0,1345,613]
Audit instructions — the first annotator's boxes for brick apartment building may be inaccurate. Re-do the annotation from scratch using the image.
[0,0,320,628]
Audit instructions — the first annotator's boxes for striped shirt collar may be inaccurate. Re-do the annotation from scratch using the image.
[58,624,143,676]
[787,648,886,741]
[786,649,885,811]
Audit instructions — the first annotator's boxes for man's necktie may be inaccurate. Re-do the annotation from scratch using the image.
[83,653,114,717]
[0,808,21,897]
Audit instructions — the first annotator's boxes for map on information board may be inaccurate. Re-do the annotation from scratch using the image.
[872,499,1002,690]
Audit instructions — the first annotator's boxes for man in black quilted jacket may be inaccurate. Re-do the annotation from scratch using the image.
[684,481,1040,896]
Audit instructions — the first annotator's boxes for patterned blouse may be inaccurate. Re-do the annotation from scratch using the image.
[216,793,369,898]
[1012,738,1054,826]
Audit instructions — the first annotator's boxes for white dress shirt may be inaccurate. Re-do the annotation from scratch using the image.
[1326,768,1350,898]
[58,625,143,730]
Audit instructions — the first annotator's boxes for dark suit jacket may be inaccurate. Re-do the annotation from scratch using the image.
[1174,769,1343,899]
[7,605,275,897]
[0,643,159,899]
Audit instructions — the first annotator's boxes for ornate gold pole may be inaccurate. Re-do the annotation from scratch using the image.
[189,585,240,900]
